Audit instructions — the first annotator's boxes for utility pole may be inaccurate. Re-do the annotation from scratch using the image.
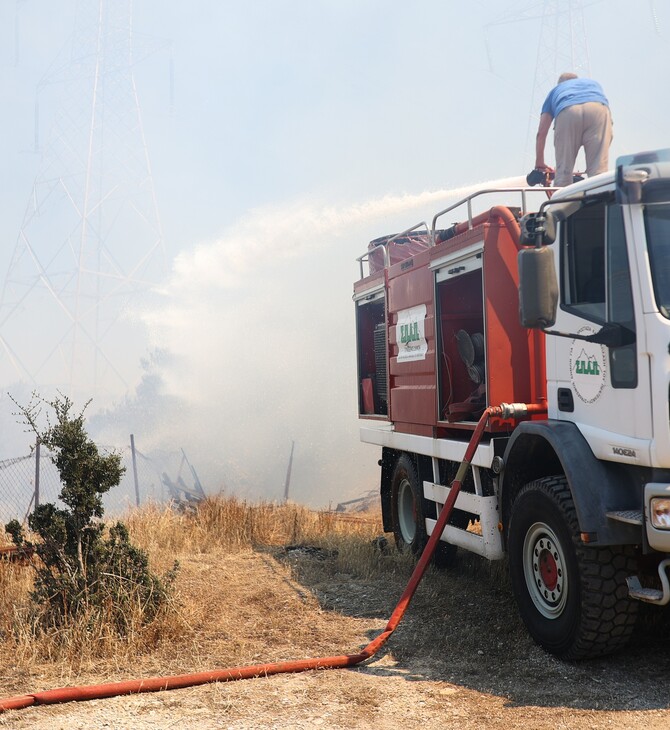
[34,437,40,509]
[130,434,140,508]
[283,441,295,503]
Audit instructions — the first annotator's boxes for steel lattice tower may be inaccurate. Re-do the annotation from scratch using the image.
[525,0,591,164]
[0,0,165,403]
[486,0,593,167]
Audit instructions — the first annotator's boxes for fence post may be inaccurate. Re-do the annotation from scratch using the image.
[130,434,140,508]
[283,440,295,503]
[34,437,40,509]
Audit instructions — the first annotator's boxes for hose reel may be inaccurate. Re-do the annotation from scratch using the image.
[456,329,485,385]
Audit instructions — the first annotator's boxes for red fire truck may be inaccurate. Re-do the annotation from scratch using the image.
[354,150,670,659]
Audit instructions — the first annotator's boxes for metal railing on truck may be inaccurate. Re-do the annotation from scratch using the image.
[356,186,553,279]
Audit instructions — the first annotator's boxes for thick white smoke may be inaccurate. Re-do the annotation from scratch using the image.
[139,177,526,506]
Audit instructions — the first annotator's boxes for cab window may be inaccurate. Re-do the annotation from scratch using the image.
[562,201,636,388]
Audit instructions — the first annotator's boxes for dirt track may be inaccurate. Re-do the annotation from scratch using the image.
[1,543,669,729]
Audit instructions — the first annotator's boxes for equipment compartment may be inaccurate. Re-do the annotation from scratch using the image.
[355,293,388,417]
[436,265,486,422]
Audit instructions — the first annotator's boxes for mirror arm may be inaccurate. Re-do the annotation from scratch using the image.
[543,322,636,347]
[543,328,594,342]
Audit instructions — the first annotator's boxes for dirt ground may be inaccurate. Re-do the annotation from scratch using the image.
[1,538,669,729]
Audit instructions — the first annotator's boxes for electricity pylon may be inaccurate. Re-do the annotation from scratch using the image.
[0,0,166,403]
[485,0,593,167]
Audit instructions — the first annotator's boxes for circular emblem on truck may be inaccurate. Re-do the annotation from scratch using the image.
[569,326,607,404]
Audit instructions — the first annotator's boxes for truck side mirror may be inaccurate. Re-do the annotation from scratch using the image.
[518,246,558,328]
[519,211,557,246]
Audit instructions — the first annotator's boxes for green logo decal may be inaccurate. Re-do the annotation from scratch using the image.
[396,305,428,362]
[569,328,607,404]
[574,357,600,376]
[400,322,420,344]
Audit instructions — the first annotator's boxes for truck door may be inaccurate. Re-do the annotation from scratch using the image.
[548,198,652,463]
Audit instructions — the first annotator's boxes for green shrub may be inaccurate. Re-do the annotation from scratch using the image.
[5,394,177,634]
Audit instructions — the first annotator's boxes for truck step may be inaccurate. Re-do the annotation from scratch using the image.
[606,509,643,525]
[627,580,665,603]
[626,559,670,606]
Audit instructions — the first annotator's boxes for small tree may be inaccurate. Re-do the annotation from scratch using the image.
[6,393,177,634]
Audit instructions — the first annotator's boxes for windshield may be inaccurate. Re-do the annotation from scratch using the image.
[645,203,670,318]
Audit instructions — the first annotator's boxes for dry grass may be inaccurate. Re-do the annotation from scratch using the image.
[125,497,381,552]
[0,554,184,668]
[122,497,397,582]
[0,559,33,641]
[0,496,392,674]
[0,498,667,728]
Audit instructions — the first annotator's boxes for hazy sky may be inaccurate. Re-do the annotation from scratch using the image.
[0,1,668,506]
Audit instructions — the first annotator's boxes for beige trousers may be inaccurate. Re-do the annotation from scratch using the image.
[553,101,613,186]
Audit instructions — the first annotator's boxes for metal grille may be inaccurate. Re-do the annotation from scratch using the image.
[374,322,388,411]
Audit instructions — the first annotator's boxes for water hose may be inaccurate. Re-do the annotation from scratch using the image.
[489,205,521,245]
[434,206,520,247]
[0,402,545,714]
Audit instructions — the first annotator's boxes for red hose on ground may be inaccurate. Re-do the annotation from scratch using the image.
[0,402,545,714]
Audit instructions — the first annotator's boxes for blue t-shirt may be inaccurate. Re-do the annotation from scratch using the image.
[541,78,609,119]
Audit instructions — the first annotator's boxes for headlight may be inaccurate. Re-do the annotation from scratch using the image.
[650,498,670,529]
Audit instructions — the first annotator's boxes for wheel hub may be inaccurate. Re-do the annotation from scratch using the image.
[523,523,568,619]
[538,546,558,590]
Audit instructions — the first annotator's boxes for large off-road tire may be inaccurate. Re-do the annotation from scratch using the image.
[390,454,457,567]
[508,475,638,660]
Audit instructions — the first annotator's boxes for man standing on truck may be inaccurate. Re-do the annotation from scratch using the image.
[534,73,613,187]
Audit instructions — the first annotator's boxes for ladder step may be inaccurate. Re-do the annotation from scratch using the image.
[627,580,664,603]
[606,509,643,526]
[627,560,670,606]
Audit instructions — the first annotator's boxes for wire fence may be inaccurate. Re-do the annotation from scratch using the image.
[0,436,205,528]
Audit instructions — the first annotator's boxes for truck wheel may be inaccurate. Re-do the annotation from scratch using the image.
[508,475,638,660]
[390,454,458,567]
[391,455,426,555]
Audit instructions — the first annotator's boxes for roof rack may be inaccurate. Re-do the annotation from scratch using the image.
[356,186,553,279]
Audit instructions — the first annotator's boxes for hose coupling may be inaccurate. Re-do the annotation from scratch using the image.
[497,402,529,420]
